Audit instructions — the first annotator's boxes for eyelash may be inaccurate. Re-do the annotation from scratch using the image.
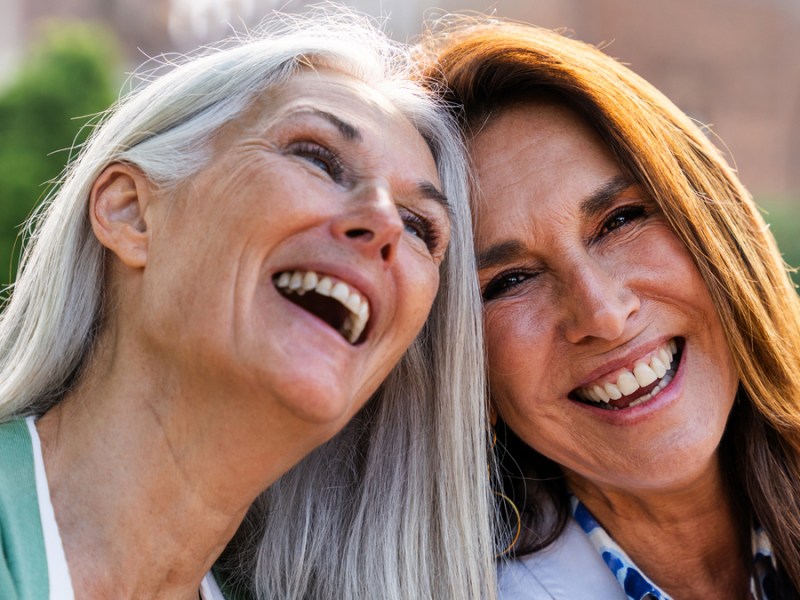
[598,204,648,237]
[482,270,539,301]
[401,209,441,253]
[292,141,345,182]
[290,140,445,255]
[482,204,649,301]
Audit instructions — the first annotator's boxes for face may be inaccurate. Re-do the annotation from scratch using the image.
[472,102,738,496]
[137,69,450,438]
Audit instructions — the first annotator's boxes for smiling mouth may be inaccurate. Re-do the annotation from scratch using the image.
[274,270,370,345]
[569,338,684,410]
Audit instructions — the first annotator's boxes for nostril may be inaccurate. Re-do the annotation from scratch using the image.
[346,228,373,240]
[380,244,392,261]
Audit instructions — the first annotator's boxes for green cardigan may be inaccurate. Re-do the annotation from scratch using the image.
[0,419,49,599]
[0,418,246,600]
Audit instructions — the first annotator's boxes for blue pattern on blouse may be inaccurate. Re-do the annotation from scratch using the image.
[570,496,780,600]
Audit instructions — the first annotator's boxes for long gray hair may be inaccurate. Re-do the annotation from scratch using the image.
[0,9,495,600]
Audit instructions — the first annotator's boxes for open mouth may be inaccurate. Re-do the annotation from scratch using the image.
[569,338,684,410]
[274,270,370,345]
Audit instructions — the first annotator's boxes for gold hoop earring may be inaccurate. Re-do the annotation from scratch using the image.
[489,424,521,556]
[494,491,521,557]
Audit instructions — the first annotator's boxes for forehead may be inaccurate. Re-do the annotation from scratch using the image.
[274,68,400,114]
[471,102,620,237]
[252,68,426,147]
[473,101,612,184]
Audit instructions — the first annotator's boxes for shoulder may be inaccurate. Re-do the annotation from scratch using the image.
[0,417,49,599]
[0,418,38,515]
[0,418,34,461]
[498,518,627,600]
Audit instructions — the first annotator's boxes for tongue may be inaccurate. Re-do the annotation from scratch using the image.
[607,396,638,410]
[606,378,660,409]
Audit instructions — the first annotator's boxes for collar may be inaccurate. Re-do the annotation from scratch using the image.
[570,495,779,600]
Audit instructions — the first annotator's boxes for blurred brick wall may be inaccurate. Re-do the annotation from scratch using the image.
[18,0,172,63]
[7,0,800,196]
[0,0,23,80]
[440,0,800,197]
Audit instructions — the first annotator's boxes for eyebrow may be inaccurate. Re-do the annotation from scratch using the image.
[292,108,449,212]
[476,175,635,271]
[417,181,452,214]
[580,175,635,218]
[302,108,361,142]
[477,240,526,271]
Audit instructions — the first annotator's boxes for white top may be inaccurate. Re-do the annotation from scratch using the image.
[26,416,225,600]
[498,518,627,600]
[27,416,75,600]
[200,571,226,600]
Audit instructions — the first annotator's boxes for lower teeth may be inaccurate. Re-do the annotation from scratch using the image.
[339,314,365,344]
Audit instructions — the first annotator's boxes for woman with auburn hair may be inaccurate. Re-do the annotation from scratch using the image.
[0,10,496,599]
[420,18,800,599]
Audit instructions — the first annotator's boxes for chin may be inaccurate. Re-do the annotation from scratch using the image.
[277,382,362,427]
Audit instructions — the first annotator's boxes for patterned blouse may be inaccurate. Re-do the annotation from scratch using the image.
[570,496,782,600]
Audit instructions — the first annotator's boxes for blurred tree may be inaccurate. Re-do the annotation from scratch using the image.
[0,21,120,288]
[760,196,800,290]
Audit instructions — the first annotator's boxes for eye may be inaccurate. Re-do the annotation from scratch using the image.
[599,204,648,236]
[291,142,344,182]
[482,270,538,301]
[400,208,444,254]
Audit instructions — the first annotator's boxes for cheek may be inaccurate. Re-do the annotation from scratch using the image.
[484,300,553,394]
[647,231,736,377]
[395,252,441,330]
[485,309,557,443]
[493,386,575,473]
[350,265,442,412]
[636,225,704,293]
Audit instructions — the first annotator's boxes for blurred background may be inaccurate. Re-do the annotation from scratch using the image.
[0,0,798,288]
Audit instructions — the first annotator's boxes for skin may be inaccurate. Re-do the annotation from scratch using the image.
[36,69,451,598]
[472,101,748,598]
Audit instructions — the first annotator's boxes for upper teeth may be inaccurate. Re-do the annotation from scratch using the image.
[275,270,370,344]
[578,339,678,404]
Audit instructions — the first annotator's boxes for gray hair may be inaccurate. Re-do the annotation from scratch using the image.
[0,8,495,599]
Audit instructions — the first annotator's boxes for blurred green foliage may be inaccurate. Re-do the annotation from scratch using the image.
[759,197,800,290]
[0,21,120,287]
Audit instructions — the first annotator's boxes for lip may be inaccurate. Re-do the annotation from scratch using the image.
[570,338,687,425]
[270,261,382,343]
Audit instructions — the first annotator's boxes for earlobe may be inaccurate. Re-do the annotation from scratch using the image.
[90,163,153,268]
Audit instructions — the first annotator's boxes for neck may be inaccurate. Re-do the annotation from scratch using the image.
[567,461,751,600]
[35,352,326,598]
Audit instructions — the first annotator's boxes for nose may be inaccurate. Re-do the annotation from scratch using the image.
[562,257,640,344]
[330,180,403,265]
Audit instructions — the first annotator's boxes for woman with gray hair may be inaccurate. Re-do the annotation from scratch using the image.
[0,10,495,599]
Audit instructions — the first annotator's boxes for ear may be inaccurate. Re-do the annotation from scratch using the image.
[90,163,153,268]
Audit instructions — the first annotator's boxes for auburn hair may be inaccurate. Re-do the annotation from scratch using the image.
[420,17,800,588]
